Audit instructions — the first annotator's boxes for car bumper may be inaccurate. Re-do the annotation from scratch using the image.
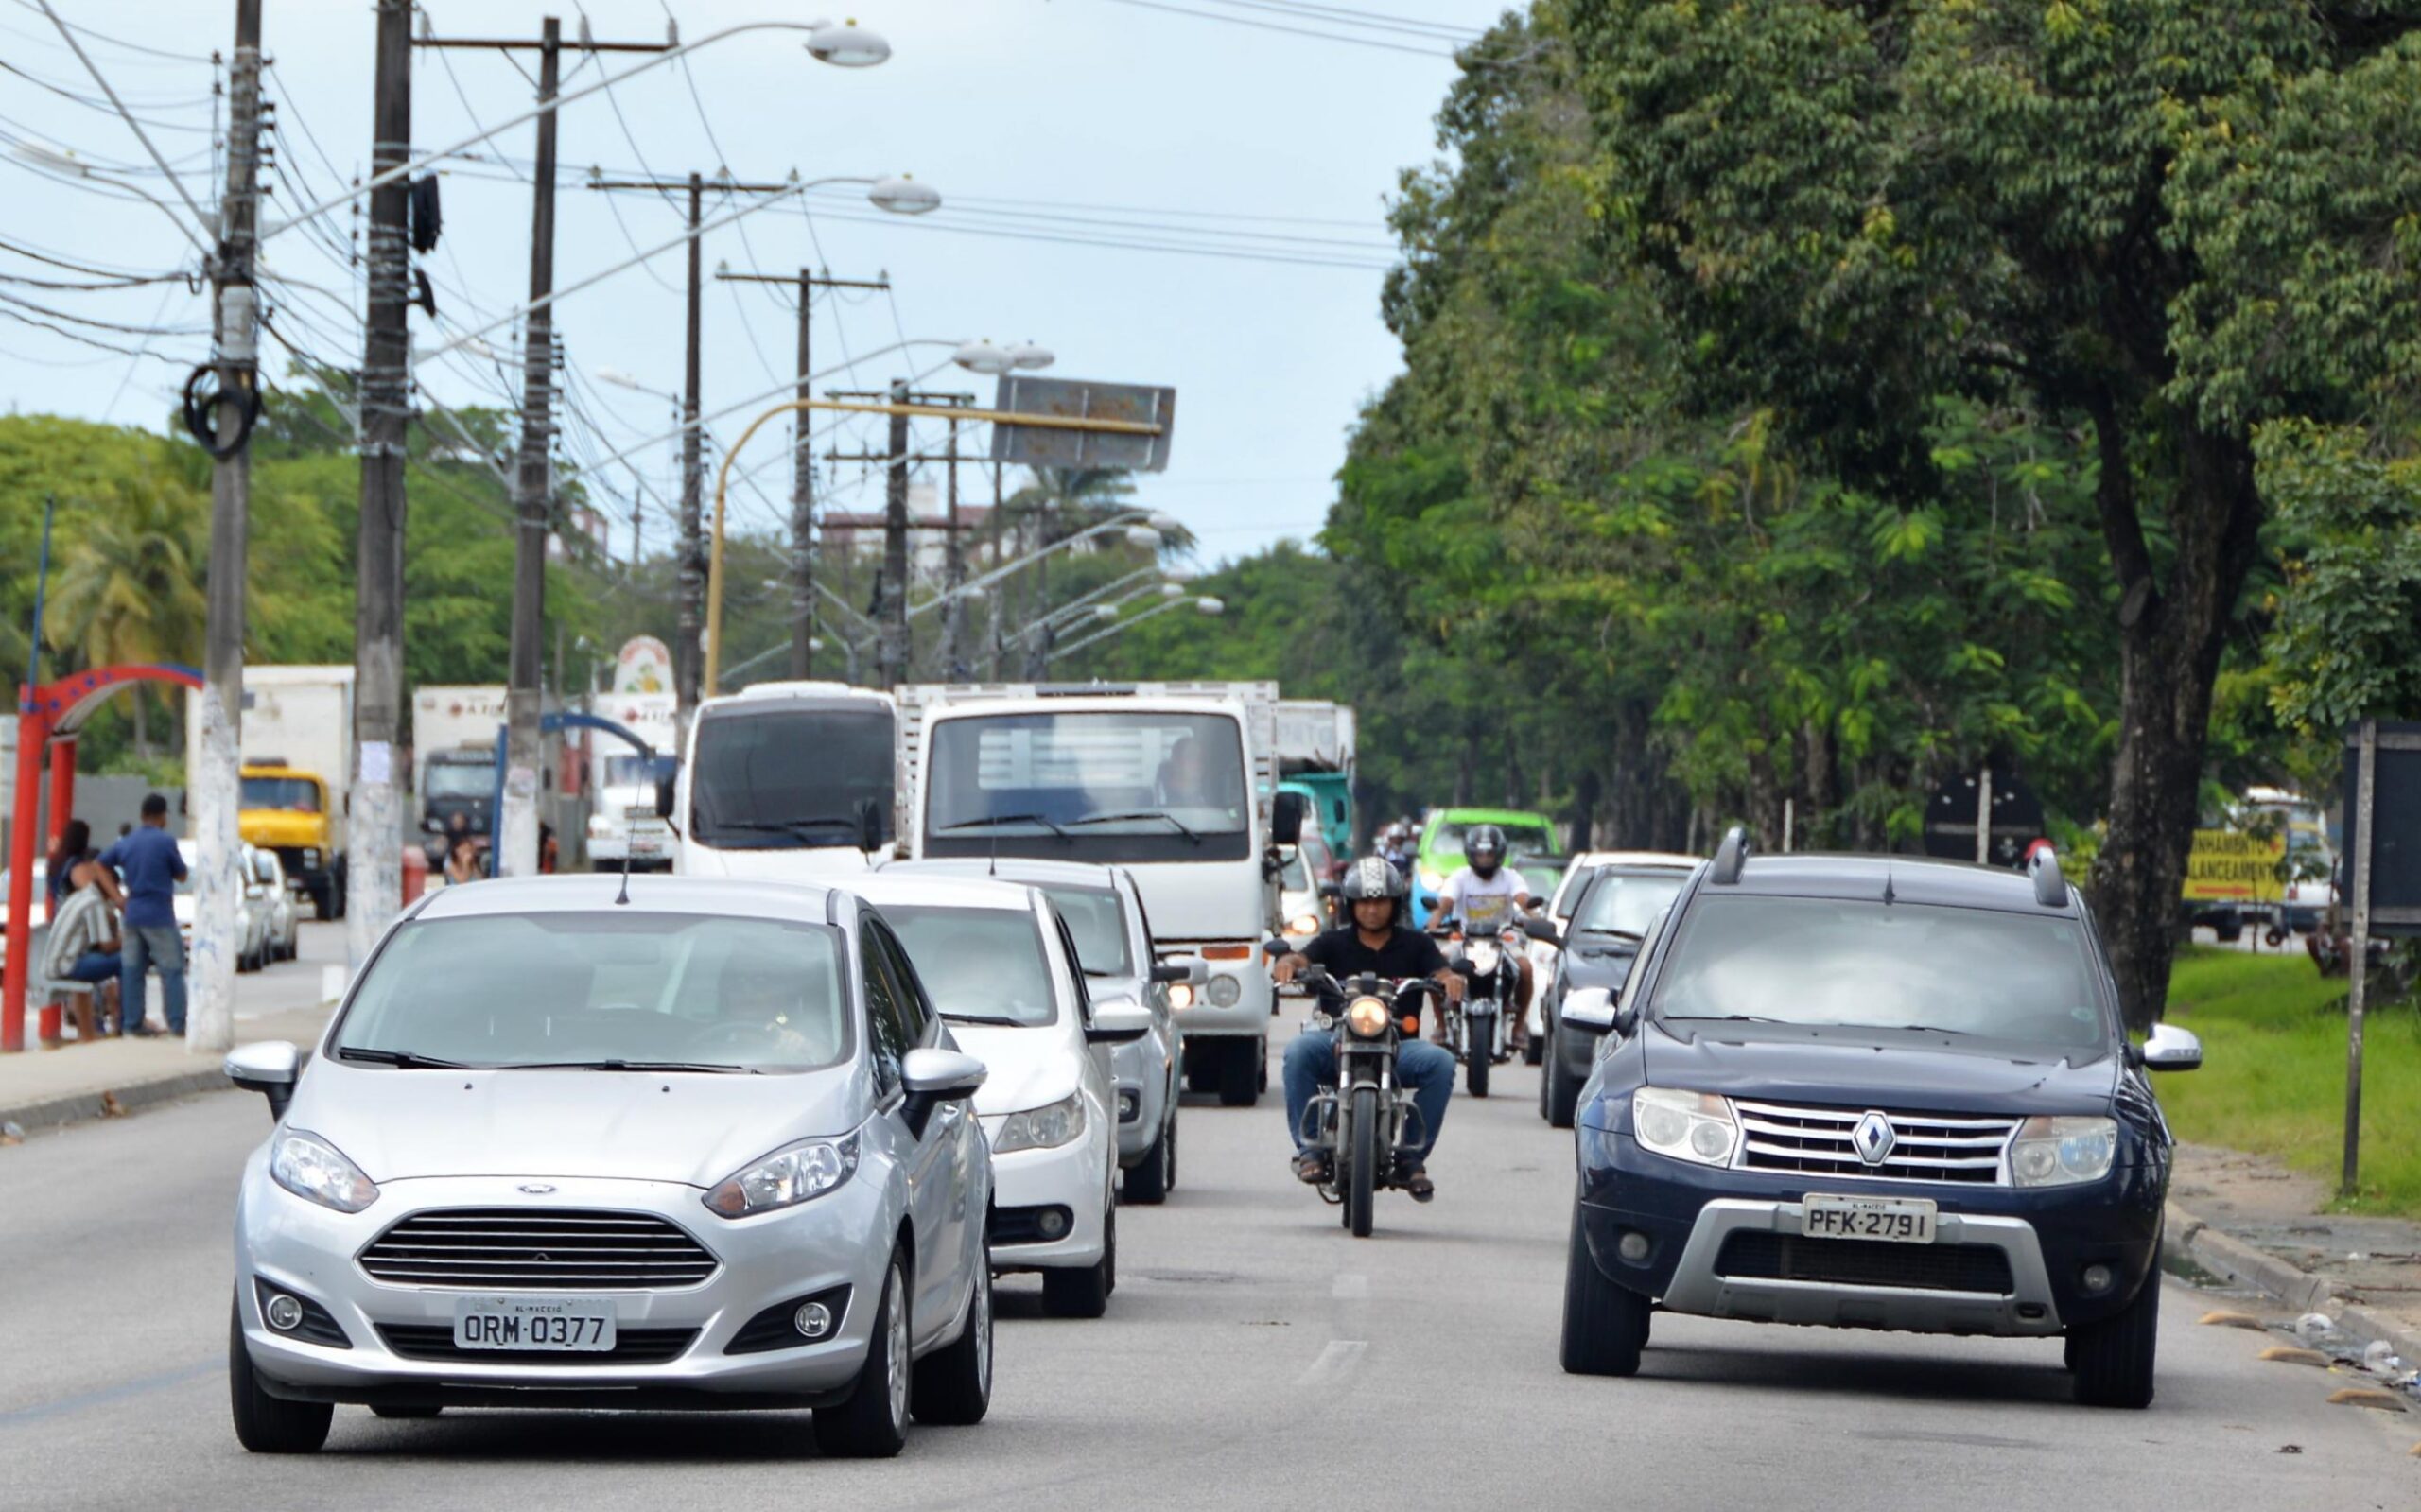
[1574,1123,2166,1337]
[231,1158,891,1408]
[980,1127,1108,1270]
[1110,1032,1175,1165]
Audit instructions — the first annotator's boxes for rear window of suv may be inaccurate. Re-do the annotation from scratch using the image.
[1650,896,2112,1052]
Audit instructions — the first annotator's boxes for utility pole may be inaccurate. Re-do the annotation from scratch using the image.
[878,377,912,686]
[190,0,265,1052]
[939,395,975,680]
[590,171,792,716]
[715,268,889,680]
[349,0,412,971]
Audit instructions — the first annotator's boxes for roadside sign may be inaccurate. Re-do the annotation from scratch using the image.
[2182,828,2288,905]
[2343,720,2421,938]
[1920,767,2043,867]
[613,636,673,695]
[988,376,1176,473]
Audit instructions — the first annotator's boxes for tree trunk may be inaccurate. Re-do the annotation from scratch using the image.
[2086,424,2266,1032]
[131,687,151,760]
[1569,765,1602,852]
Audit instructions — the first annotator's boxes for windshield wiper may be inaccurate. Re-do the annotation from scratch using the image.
[1664,1014,1792,1025]
[1070,810,1201,845]
[939,1010,1028,1026]
[936,812,1072,842]
[497,1059,759,1074]
[334,1047,472,1069]
[711,817,862,843]
[1575,927,1645,941]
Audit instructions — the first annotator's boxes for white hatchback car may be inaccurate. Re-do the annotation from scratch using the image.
[842,874,1149,1319]
[220,875,995,1457]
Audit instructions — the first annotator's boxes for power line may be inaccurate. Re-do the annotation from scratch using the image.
[1095,0,1460,58]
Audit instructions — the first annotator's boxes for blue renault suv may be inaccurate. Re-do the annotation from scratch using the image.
[1558,830,2203,1408]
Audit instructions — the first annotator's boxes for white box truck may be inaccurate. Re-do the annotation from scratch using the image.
[185,665,355,918]
[409,684,507,842]
[897,681,1287,1105]
[671,681,898,878]
[588,690,679,869]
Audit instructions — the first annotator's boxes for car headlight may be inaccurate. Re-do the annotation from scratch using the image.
[992,1092,1085,1153]
[2009,1116,2116,1187]
[1288,913,1321,936]
[1167,982,1195,1009]
[704,1132,861,1217]
[1205,972,1242,1007]
[1630,1086,1739,1168]
[270,1129,380,1213]
[1345,996,1390,1039]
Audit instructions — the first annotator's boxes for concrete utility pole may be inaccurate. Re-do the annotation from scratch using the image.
[878,377,914,687]
[349,0,412,971]
[590,172,792,716]
[714,268,890,680]
[940,398,975,680]
[189,0,266,1053]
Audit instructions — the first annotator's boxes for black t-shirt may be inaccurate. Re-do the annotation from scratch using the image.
[1301,926,1447,991]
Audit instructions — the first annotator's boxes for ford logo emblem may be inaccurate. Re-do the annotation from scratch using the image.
[518,1183,558,1195]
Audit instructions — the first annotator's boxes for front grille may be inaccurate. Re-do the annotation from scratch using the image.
[358,1208,719,1290]
[377,1324,697,1364]
[1734,1100,2018,1185]
[1716,1231,2015,1295]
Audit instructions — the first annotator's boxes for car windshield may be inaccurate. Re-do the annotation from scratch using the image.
[332,912,851,1072]
[1650,896,2112,1051]
[1432,819,1553,859]
[880,903,1059,1026]
[1572,871,1689,939]
[423,760,494,798]
[242,776,319,811]
[1038,885,1133,977]
[689,704,895,849]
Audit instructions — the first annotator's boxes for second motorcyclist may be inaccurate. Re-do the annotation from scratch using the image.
[1432,823,1535,1050]
[1270,857,1463,1201]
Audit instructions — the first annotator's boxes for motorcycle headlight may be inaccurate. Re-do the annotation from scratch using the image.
[270,1129,379,1213]
[1630,1086,1739,1168]
[992,1092,1085,1153]
[704,1132,861,1217]
[1345,996,1390,1038]
[1419,869,1444,892]
[2008,1116,2116,1187]
[1288,913,1321,937]
[1205,973,1242,1007]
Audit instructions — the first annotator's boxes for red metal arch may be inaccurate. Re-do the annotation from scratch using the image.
[6,663,208,1051]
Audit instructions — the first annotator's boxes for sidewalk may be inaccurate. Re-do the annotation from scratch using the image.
[2168,1141,2421,1404]
[0,920,347,1139]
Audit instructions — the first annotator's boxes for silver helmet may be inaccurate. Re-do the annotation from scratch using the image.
[1341,856,1408,902]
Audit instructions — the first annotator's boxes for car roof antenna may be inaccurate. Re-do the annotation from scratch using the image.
[614,782,637,907]
[1882,867,1896,906]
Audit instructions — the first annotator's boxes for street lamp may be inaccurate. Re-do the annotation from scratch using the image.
[1007,342,1056,371]
[807,20,892,67]
[1051,595,1225,661]
[867,175,942,215]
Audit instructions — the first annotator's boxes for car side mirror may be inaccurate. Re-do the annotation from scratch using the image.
[1519,914,1562,947]
[1560,987,1622,1036]
[1270,791,1307,847]
[856,797,885,855]
[1152,954,1210,987]
[653,768,677,821]
[225,1040,301,1121]
[1086,997,1154,1046]
[2137,1022,2203,1072]
[899,1047,986,1138]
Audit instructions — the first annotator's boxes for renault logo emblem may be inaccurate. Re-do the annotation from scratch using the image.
[1853,1112,1896,1166]
[518,1183,557,1195]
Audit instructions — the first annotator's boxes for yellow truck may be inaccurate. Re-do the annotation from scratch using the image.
[2182,788,2336,942]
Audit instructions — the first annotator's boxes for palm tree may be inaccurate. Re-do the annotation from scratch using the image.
[1006,467,1197,554]
[44,471,209,757]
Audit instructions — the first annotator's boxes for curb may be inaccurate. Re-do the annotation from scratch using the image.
[2166,1199,2421,1366]
[1,1066,235,1138]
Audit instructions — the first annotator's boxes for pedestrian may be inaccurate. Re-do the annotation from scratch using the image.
[39,854,122,1046]
[444,833,482,887]
[96,793,186,1037]
[539,820,559,875]
[45,819,124,913]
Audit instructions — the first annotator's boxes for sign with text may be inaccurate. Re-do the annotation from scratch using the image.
[988,376,1176,473]
[2182,828,2288,904]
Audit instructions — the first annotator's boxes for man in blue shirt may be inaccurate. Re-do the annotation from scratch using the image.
[98,793,186,1037]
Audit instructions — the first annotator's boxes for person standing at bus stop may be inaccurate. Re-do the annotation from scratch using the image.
[98,794,186,1037]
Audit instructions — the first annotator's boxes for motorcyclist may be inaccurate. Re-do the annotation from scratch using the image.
[1270,857,1462,1202]
[1432,823,1534,1050]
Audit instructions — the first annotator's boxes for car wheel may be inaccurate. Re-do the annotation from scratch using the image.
[909,1261,991,1426]
[813,1257,910,1457]
[1544,1042,1582,1129]
[1185,1056,1217,1095]
[1524,1034,1544,1067]
[1560,1206,1649,1376]
[370,1404,442,1418]
[2068,1261,2160,1409]
[228,1297,333,1453]
[1123,1117,1173,1206]
[1216,1040,1261,1107]
[311,884,335,923]
[1042,1211,1113,1319]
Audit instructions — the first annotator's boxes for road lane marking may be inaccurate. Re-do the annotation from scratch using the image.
[1296,1339,1366,1386]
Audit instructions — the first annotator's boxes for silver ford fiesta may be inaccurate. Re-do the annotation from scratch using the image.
[220,875,993,1458]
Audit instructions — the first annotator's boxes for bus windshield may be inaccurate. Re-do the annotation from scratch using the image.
[689,703,895,849]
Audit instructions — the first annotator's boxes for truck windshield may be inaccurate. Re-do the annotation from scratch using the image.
[423,760,494,799]
[242,776,320,812]
[1650,896,2112,1052]
[923,711,1251,863]
[333,912,851,1072]
[690,704,895,849]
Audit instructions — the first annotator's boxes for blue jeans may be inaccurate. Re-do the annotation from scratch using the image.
[63,950,120,984]
[120,924,186,1034]
[1283,1029,1454,1166]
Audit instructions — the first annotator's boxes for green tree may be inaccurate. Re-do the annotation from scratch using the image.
[42,463,211,756]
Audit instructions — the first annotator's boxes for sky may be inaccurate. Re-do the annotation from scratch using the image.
[0,0,1507,573]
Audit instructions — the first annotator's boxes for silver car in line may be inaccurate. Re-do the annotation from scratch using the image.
[220,874,994,1458]
[881,859,1204,1205]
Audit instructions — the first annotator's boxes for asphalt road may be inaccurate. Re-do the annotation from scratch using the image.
[2,1051,2412,1512]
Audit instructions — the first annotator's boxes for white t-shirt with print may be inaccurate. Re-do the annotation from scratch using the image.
[1438,865,1529,932]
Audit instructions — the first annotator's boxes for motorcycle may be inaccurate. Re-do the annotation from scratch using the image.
[1288,964,1445,1238]
[1438,922,1522,1097]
